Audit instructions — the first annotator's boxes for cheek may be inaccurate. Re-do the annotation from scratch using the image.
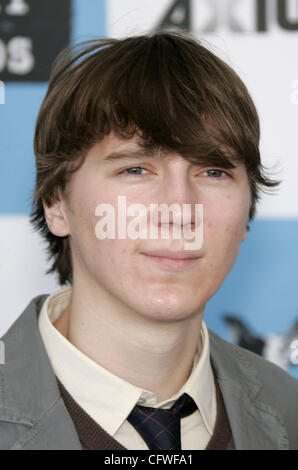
[85,239,139,299]
[70,186,120,236]
[204,195,249,254]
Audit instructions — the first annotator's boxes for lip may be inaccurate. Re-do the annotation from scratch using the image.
[141,250,201,271]
[142,249,201,259]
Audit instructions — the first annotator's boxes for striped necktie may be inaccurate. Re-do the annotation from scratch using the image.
[127,392,197,450]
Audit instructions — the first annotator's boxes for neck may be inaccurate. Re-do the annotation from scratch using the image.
[54,281,204,403]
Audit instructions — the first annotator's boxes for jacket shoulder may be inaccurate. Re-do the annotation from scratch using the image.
[0,294,49,342]
[0,294,52,449]
[209,328,298,447]
[209,328,298,390]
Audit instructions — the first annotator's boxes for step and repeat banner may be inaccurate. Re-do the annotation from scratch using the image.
[0,0,298,376]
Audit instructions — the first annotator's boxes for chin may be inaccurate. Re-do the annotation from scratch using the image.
[136,299,201,323]
[146,311,197,324]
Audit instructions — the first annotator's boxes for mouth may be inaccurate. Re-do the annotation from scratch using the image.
[141,251,201,271]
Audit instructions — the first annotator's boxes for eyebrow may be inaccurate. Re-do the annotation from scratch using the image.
[102,147,241,170]
[103,148,165,164]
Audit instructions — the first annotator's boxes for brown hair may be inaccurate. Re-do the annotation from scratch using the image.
[30,32,280,286]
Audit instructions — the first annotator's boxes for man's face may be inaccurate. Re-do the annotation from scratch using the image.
[47,132,251,323]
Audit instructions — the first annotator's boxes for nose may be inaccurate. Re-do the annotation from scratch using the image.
[157,159,201,226]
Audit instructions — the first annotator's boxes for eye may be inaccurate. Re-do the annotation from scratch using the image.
[202,169,230,178]
[119,167,149,176]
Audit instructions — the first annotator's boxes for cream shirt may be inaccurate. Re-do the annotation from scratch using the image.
[38,286,217,450]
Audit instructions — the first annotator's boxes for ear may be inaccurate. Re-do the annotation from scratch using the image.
[43,196,70,237]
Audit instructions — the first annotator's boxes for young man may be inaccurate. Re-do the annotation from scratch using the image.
[1,32,298,450]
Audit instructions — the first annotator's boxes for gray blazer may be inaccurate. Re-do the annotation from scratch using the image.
[0,294,298,450]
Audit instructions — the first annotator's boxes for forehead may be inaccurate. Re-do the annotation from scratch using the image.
[87,132,167,163]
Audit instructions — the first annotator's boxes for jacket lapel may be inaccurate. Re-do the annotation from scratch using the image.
[0,294,83,450]
[10,400,82,450]
[209,329,289,450]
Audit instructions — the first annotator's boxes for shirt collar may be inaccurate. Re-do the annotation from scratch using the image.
[38,285,216,436]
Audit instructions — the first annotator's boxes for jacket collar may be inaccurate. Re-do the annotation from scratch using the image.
[209,331,289,449]
[0,295,289,450]
[0,294,82,449]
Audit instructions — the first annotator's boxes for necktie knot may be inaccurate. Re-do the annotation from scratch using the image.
[170,392,198,418]
[127,393,197,450]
